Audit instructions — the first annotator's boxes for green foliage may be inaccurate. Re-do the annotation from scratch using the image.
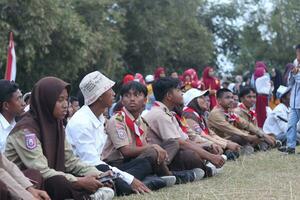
[120,0,214,75]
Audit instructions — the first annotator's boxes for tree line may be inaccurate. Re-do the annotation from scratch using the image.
[0,0,298,92]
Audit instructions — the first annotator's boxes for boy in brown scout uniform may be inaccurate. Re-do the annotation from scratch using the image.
[208,88,274,154]
[234,87,276,150]
[143,77,225,177]
[103,81,203,184]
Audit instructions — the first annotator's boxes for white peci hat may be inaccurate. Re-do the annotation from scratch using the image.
[79,71,115,105]
[183,88,209,106]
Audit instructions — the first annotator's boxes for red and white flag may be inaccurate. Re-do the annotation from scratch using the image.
[5,32,17,81]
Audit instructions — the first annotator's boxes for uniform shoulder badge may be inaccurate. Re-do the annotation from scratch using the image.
[25,133,37,150]
[115,112,125,122]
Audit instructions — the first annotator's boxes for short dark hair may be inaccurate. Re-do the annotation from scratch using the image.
[76,90,85,108]
[70,96,78,103]
[153,77,180,101]
[0,80,19,112]
[120,81,147,97]
[296,44,300,50]
[239,87,256,99]
[216,88,232,99]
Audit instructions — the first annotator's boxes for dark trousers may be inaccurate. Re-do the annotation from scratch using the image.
[228,135,249,146]
[44,175,90,200]
[0,180,10,200]
[103,157,152,196]
[22,169,43,189]
[168,149,211,176]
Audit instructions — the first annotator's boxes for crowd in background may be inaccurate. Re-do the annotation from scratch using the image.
[0,45,300,200]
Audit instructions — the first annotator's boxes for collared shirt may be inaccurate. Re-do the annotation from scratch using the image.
[208,106,250,139]
[263,103,289,136]
[143,101,188,146]
[102,107,148,163]
[0,113,16,153]
[5,129,100,182]
[66,105,134,185]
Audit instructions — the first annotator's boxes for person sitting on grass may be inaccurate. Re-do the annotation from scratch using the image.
[182,88,240,160]
[208,89,272,155]
[143,77,226,178]
[103,81,201,185]
[5,77,114,200]
[234,87,276,151]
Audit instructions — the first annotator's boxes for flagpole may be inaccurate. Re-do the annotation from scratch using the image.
[4,32,17,81]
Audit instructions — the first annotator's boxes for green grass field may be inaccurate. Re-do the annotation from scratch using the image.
[117,150,300,200]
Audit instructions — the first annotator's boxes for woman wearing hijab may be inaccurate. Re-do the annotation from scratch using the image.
[182,89,240,159]
[202,67,220,110]
[182,68,203,92]
[154,67,166,80]
[5,77,114,200]
[255,66,272,128]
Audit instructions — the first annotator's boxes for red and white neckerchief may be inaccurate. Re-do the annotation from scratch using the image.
[239,103,256,123]
[221,106,240,123]
[118,108,144,147]
[173,113,189,134]
[183,107,209,135]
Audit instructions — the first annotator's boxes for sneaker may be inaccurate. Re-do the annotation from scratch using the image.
[142,176,166,191]
[160,176,176,187]
[240,145,254,155]
[90,187,114,200]
[224,150,239,160]
[206,162,223,176]
[278,146,295,154]
[172,168,204,184]
[257,141,269,151]
[275,140,282,148]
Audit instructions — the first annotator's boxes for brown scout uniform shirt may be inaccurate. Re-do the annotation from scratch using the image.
[142,101,188,146]
[5,129,101,182]
[185,118,228,148]
[208,106,251,139]
[0,153,34,200]
[234,104,266,136]
[102,108,148,163]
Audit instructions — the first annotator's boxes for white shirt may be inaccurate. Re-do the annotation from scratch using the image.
[255,74,272,95]
[0,114,16,153]
[66,105,134,185]
[263,103,289,136]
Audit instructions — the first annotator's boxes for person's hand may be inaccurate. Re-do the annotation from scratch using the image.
[130,178,151,194]
[227,142,241,152]
[264,134,276,147]
[73,176,104,193]
[246,135,260,144]
[27,186,51,200]
[210,155,225,168]
[151,144,168,164]
[211,144,223,155]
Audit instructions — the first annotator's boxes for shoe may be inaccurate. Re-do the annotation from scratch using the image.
[142,176,166,191]
[225,150,239,160]
[172,168,205,184]
[278,146,295,154]
[221,154,228,161]
[257,141,269,151]
[240,145,254,155]
[160,176,176,187]
[206,162,223,176]
[275,140,282,148]
[90,187,114,200]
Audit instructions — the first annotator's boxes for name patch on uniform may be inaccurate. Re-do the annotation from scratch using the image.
[25,134,37,150]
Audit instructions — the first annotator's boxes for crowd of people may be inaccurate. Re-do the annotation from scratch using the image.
[0,45,300,200]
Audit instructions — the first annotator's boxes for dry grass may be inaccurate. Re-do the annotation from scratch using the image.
[117,150,300,200]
